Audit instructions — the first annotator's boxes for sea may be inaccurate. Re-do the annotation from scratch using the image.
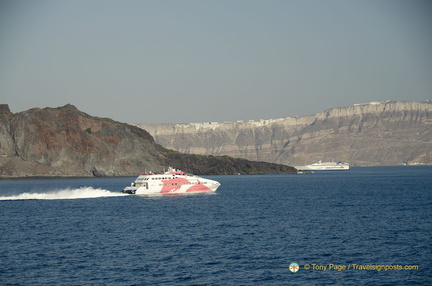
[0,166,431,285]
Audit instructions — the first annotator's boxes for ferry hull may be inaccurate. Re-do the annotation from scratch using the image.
[122,168,220,195]
[129,181,220,195]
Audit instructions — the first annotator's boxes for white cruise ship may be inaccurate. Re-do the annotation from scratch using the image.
[122,167,221,195]
[295,161,350,171]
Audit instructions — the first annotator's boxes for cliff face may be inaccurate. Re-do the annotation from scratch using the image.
[0,104,296,177]
[136,101,432,166]
[0,104,166,176]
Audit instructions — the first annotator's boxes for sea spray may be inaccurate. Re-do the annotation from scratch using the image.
[0,187,127,200]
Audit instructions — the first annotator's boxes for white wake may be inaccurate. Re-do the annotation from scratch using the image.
[0,187,128,200]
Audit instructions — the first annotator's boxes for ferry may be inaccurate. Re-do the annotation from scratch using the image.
[122,167,221,195]
[295,161,350,171]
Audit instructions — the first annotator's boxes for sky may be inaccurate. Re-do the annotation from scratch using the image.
[1,0,431,124]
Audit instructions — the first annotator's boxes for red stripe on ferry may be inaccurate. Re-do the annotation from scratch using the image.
[160,177,190,193]
[186,184,211,192]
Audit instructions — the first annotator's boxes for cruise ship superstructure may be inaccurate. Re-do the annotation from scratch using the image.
[295,161,350,171]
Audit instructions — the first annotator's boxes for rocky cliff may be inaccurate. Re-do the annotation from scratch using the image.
[0,104,296,177]
[136,101,432,166]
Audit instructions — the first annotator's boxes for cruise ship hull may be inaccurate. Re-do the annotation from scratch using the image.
[295,161,350,171]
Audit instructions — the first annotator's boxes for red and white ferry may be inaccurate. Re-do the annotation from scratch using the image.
[122,167,221,195]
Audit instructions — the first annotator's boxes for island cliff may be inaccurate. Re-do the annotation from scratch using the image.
[0,104,296,177]
[136,101,432,166]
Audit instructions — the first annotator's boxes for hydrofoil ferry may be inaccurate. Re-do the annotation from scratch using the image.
[122,167,221,195]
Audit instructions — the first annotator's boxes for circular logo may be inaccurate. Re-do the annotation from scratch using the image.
[289,262,300,273]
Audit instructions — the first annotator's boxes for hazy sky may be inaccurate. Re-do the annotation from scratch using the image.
[1,0,431,123]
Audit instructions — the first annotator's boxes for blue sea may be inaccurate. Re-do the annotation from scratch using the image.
[1,166,431,285]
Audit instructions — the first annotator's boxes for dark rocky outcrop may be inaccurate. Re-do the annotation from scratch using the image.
[160,150,296,175]
[0,104,11,114]
[0,104,296,177]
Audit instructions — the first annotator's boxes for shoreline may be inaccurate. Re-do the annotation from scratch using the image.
[1,165,431,179]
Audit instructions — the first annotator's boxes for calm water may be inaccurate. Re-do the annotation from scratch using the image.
[0,166,431,285]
